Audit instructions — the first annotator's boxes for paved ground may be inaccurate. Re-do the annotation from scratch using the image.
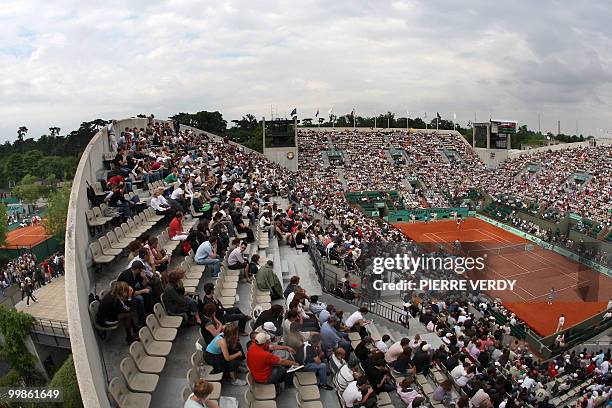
[14,276,67,321]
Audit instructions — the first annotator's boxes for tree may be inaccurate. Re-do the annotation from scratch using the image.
[17,126,28,141]
[0,203,7,247]
[48,355,83,408]
[172,111,227,134]
[44,184,71,244]
[12,175,50,205]
[45,173,57,186]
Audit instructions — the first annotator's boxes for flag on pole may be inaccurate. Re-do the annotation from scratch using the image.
[436,112,442,120]
[453,112,457,121]
[351,108,355,116]
[290,108,297,117]
[328,107,333,115]
[315,108,319,117]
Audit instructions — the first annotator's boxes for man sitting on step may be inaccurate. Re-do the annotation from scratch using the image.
[255,260,283,300]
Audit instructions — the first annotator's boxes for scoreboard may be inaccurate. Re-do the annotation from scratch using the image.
[472,120,518,149]
[491,121,517,134]
[490,120,517,149]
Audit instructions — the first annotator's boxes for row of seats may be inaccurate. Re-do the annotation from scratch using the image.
[85,203,121,233]
[89,208,164,266]
[107,302,183,408]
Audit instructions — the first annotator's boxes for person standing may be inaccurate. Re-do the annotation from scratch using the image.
[556,314,565,333]
[21,277,37,306]
[547,287,555,305]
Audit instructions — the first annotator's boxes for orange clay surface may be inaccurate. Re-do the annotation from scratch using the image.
[394,218,611,337]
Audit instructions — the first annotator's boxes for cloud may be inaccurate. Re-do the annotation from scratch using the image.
[0,0,611,141]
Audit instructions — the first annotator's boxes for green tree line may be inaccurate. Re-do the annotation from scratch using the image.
[0,120,106,188]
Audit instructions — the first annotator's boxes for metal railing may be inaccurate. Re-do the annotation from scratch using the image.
[31,318,70,337]
[29,318,71,349]
[307,237,406,325]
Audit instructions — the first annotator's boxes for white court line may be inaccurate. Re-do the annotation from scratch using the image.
[478,263,530,301]
[477,228,513,244]
[423,232,443,243]
[528,281,591,301]
[479,227,580,282]
[505,266,552,279]
[523,250,580,282]
[497,253,532,273]
[479,224,580,279]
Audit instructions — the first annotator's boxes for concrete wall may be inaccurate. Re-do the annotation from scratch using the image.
[473,147,517,168]
[263,146,298,171]
[65,118,147,408]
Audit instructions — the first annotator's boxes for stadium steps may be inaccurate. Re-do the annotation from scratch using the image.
[279,246,322,296]
[383,149,396,165]
[336,167,348,190]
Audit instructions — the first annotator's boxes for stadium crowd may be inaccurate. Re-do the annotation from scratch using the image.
[298,130,612,229]
[82,119,612,408]
[0,252,65,303]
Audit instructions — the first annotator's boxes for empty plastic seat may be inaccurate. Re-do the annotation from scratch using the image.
[86,209,106,227]
[295,393,322,408]
[294,372,317,386]
[99,236,122,257]
[247,373,276,400]
[109,376,151,408]
[121,223,141,239]
[146,315,177,342]
[153,303,182,328]
[89,241,115,264]
[93,206,114,224]
[119,356,159,393]
[129,341,166,374]
[139,327,172,356]
[106,230,130,250]
[293,377,320,401]
[246,389,277,408]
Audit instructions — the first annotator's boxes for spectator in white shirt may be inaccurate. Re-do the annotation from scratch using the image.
[375,335,391,353]
[150,188,171,215]
[345,307,371,338]
[385,338,410,363]
[556,314,565,332]
[342,377,374,408]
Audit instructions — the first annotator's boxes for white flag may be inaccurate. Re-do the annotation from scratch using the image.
[453,112,457,120]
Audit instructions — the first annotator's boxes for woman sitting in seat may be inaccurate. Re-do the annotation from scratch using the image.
[200,303,223,346]
[96,281,139,343]
[184,379,219,408]
[163,270,199,325]
[204,323,247,386]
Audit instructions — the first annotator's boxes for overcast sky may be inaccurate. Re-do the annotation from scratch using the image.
[1,0,611,142]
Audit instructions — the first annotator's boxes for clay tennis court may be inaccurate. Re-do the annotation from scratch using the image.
[394,218,612,337]
[0,225,51,249]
